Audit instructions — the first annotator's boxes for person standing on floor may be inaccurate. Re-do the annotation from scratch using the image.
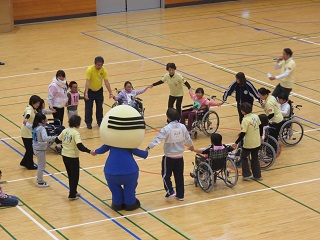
[47,70,68,125]
[84,56,113,129]
[152,63,191,118]
[67,81,84,120]
[222,72,262,124]
[268,48,296,98]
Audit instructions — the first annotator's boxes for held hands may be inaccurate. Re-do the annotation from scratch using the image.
[90,150,96,156]
[269,76,276,80]
[232,143,237,149]
[188,146,195,151]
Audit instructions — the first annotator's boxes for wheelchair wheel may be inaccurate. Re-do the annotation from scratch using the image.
[259,142,276,170]
[222,158,238,187]
[264,135,280,155]
[111,101,120,108]
[201,110,219,136]
[196,162,214,192]
[279,120,303,146]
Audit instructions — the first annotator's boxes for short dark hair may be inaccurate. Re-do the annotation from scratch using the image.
[240,102,252,114]
[166,63,176,70]
[210,133,222,146]
[69,81,78,88]
[124,81,132,88]
[195,88,204,95]
[56,70,66,79]
[284,48,293,57]
[69,115,81,128]
[29,95,41,106]
[235,72,246,85]
[94,56,104,64]
[258,87,271,96]
[278,92,289,101]
[32,112,47,129]
[166,108,179,121]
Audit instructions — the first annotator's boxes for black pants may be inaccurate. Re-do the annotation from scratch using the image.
[168,95,183,117]
[162,156,184,198]
[237,103,244,124]
[241,147,261,178]
[85,88,104,125]
[62,156,80,198]
[269,122,283,141]
[53,107,65,126]
[272,84,292,98]
[20,137,34,168]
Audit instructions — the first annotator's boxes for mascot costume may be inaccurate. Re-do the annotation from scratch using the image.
[94,105,148,211]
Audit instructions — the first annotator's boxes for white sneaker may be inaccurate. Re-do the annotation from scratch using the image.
[37,182,50,188]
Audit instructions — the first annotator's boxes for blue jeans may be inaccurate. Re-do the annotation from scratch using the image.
[0,195,19,207]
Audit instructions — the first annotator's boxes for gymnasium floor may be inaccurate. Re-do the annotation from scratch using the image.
[1,0,320,239]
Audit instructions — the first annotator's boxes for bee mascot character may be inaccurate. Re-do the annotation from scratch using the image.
[93,105,148,211]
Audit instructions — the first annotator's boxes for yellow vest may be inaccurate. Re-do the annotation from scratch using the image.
[162,72,185,97]
[241,113,261,149]
[264,95,283,123]
[58,128,82,158]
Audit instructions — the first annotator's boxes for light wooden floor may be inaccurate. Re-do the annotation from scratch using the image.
[1,0,320,239]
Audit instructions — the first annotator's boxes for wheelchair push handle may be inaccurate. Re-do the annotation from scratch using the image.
[295,104,302,110]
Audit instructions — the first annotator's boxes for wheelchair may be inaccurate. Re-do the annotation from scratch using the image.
[190,147,238,192]
[45,118,64,153]
[182,96,219,139]
[229,141,276,170]
[278,100,303,146]
[112,88,145,116]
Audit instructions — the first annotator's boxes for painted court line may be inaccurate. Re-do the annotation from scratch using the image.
[17,205,59,239]
[49,177,320,232]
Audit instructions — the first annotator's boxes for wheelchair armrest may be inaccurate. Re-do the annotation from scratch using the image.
[136,97,143,102]
[182,104,193,108]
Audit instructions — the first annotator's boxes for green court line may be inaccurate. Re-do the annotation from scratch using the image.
[0,224,17,240]
[17,198,68,239]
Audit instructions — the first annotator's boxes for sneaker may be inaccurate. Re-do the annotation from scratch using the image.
[252,177,263,181]
[165,191,176,198]
[68,196,79,201]
[87,124,92,130]
[27,166,38,170]
[37,182,50,188]
[176,197,184,201]
[242,175,253,181]
[76,193,81,197]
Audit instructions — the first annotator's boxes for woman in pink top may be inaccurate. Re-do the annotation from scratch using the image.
[180,88,222,132]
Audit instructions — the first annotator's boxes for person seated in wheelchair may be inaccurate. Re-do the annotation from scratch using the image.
[190,133,234,170]
[180,88,222,133]
[113,81,152,112]
[278,93,291,120]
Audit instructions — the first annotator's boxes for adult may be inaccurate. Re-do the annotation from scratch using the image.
[152,63,191,118]
[268,48,296,98]
[47,70,68,125]
[258,87,283,140]
[20,95,41,170]
[222,72,262,124]
[84,56,113,129]
[233,102,262,181]
[0,170,19,207]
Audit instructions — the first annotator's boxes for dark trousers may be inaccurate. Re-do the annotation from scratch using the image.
[20,137,34,168]
[272,84,292,98]
[62,156,80,198]
[180,110,196,131]
[162,156,184,198]
[168,95,183,117]
[85,88,104,125]
[237,103,244,124]
[52,107,65,126]
[269,122,283,141]
[241,147,261,178]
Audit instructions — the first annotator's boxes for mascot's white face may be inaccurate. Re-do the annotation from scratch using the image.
[100,105,145,148]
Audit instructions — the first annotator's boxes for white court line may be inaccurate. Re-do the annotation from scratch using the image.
[49,177,320,232]
[185,54,320,105]
[17,205,59,239]
[0,54,184,79]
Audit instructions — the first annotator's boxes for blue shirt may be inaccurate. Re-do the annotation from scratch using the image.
[95,145,148,175]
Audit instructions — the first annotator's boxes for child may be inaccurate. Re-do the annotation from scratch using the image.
[20,95,42,170]
[152,63,192,118]
[191,133,234,169]
[67,81,84,120]
[113,81,152,108]
[30,112,57,187]
[55,115,93,200]
[0,170,19,207]
[147,108,194,201]
[233,102,262,181]
[277,92,291,119]
[180,88,222,132]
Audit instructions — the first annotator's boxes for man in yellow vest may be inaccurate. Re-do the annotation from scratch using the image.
[268,48,296,98]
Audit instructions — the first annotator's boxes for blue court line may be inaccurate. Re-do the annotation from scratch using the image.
[263,18,320,24]
[296,116,320,127]
[0,139,141,240]
[81,31,227,91]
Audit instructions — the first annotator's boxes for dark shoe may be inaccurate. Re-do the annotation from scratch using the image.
[165,190,176,198]
[125,199,140,211]
[27,166,38,170]
[87,124,92,129]
[252,177,263,181]
[242,175,253,181]
[0,62,5,65]
[111,203,125,211]
[20,162,26,167]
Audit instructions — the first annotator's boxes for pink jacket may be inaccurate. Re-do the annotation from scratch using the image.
[189,90,218,111]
